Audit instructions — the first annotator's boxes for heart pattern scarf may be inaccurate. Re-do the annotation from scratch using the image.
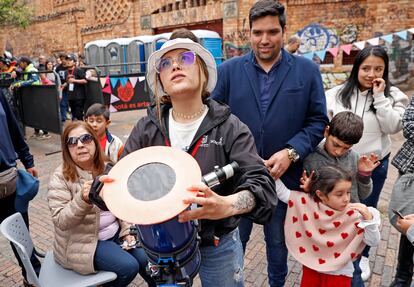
[284,191,365,272]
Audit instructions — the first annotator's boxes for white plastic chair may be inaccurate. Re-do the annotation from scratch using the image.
[0,212,117,287]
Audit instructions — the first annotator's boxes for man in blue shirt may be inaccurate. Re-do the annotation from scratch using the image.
[211,1,328,286]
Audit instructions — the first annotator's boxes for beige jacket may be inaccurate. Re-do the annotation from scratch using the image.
[47,164,130,274]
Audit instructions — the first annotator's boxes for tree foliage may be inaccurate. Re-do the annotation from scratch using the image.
[0,0,31,28]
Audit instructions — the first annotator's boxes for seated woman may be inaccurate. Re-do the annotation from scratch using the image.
[47,121,155,287]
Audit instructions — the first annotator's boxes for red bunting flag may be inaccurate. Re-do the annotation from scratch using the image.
[327,47,339,57]
[341,44,353,55]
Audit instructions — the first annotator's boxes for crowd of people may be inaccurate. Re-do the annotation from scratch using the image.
[1,0,414,287]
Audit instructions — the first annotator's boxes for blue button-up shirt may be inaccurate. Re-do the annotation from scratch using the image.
[252,53,283,114]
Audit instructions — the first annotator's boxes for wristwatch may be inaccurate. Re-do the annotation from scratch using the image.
[286,147,300,163]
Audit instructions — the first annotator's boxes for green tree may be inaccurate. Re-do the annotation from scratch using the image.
[0,0,31,28]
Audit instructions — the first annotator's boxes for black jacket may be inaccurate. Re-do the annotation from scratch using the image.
[122,99,277,246]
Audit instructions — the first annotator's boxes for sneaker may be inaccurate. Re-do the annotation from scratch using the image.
[360,256,371,281]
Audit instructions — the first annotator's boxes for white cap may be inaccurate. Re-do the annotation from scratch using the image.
[146,38,217,96]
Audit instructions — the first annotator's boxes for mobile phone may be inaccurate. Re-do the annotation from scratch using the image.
[392,209,405,219]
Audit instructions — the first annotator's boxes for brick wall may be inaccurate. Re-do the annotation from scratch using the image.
[0,0,413,63]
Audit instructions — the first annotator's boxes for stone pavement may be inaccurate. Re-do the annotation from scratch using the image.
[0,109,406,287]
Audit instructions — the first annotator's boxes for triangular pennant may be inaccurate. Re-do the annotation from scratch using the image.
[110,78,119,88]
[409,28,414,34]
[341,44,352,55]
[129,77,138,87]
[100,77,107,88]
[381,34,394,43]
[139,76,146,82]
[327,47,339,57]
[109,105,118,113]
[119,77,128,87]
[110,94,120,104]
[102,84,112,94]
[395,30,408,40]
[367,37,379,46]
[315,50,327,62]
[353,41,366,50]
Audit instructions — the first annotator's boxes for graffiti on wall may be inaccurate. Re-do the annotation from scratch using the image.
[224,42,250,59]
[223,18,251,59]
[297,23,339,54]
[384,36,414,90]
[321,72,349,90]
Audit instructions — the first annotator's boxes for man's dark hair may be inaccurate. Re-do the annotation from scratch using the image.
[249,0,286,29]
[18,56,32,65]
[85,103,110,121]
[170,28,199,43]
[328,111,364,145]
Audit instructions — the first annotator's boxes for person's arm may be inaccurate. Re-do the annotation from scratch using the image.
[210,62,228,103]
[0,91,35,171]
[179,117,276,224]
[355,206,381,247]
[286,63,328,159]
[47,172,94,231]
[266,64,328,179]
[373,86,409,134]
[402,96,414,140]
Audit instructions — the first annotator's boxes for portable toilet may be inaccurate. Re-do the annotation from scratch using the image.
[104,38,132,75]
[84,39,110,75]
[192,30,223,65]
[127,35,154,74]
[152,32,171,52]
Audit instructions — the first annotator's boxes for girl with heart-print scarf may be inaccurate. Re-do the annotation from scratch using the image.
[277,165,381,287]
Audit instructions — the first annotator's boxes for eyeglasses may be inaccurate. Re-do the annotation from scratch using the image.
[66,134,93,148]
[155,51,196,73]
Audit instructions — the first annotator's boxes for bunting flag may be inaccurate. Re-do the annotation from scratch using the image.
[341,44,352,55]
[367,37,379,46]
[102,83,112,94]
[315,50,327,62]
[109,105,118,113]
[353,41,366,50]
[327,47,339,57]
[409,28,414,34]
[110,94,120,104]
[139,76,146,82]
[303,52,314,60]
[110,78,119,88]
[119,77,129,87]
[100,77,107,88]
[395,30,408,40]
[129,77,138,88]
[381,34,394,44]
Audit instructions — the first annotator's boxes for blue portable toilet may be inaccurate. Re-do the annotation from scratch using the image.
[85,39,110,75]
[192,30,223,65]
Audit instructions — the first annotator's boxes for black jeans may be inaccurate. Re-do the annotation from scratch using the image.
[0,192,41,279]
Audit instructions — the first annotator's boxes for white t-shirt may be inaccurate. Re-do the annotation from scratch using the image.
[168,106,209,151]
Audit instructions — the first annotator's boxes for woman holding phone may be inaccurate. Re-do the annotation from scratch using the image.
[325,45,409,284]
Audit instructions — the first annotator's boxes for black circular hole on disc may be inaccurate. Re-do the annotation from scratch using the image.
[127,162,176,201]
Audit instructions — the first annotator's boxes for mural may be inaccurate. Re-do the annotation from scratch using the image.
[224,42,250,59]
[321,72,349,90]
[384,36,414,91]
[297,23,339,54]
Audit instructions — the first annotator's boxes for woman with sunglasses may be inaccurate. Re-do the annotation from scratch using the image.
[47,121,155,287]
[113,38,276,286]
